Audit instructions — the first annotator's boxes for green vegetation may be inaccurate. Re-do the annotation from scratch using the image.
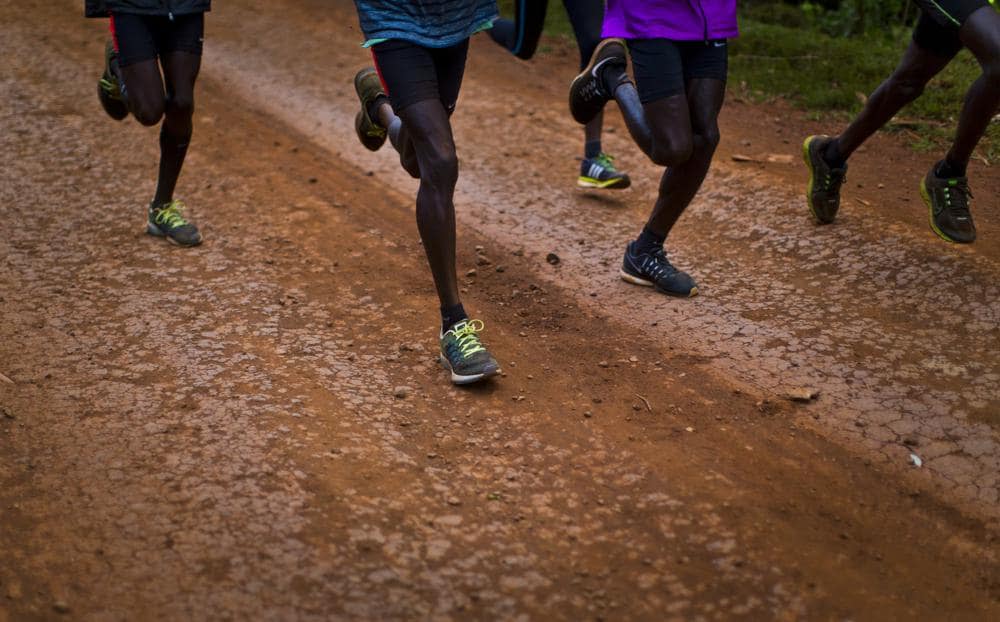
[496,0,997,162]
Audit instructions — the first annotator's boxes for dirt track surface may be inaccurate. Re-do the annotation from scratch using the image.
[1,0,999,619]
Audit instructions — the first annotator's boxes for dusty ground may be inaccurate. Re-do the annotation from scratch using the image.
[1,0,998,619]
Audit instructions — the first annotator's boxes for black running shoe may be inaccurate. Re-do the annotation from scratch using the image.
[620,241,698,297]
[921,168,976,244]
[569,38,628,125]
[354,68,387,152]
[148,200,203,247]
[439,319,500,385]
[802,135,846,224]
[98,40,128,121]
[579,152,631,189]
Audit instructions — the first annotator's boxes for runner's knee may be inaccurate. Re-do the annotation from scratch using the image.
[131,98,165,126]
[166,92,195,119]
[886,72,926,103]
[982,54,1000,89]
[420,143,459,189]
[650,138,693,167]
[694,127,721,159]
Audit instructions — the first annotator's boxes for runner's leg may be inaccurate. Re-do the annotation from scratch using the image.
[155,51,201,205]
[489,0,548,60]
[945,6,1000,173]
[645,78,725,238]
[398,100,462,310]
[831,20,954,164]
[565,0,606,158]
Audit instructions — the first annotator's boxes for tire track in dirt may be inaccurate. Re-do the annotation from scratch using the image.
[199,0,999,515]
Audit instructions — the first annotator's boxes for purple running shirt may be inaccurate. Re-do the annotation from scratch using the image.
[602,0,739,41]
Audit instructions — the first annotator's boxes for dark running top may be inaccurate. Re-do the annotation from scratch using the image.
[353,0,498,48]
[85,0,211,18]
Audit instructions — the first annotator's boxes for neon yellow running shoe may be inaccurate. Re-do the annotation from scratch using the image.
[578,152,631,189]
[439,319,500,385]
[147,200,203,247]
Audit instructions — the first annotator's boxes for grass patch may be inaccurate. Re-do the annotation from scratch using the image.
[493,2,996,163]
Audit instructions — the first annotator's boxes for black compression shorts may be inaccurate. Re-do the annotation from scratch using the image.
[371,39,469,114]
[110,12,205,67]
[628,39,729,104]
[912,0,990,58]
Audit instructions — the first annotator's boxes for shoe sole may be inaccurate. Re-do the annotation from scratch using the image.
[98,80,128,121]
[578,175,631,190]
[569,39,625,125]
[920,178,974,244]
[354,70,387,151]
[438,354,500,385]
[620,268,698,298]
[802,135,830,225]
[147,223,203,247]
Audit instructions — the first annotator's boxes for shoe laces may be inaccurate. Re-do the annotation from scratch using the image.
[153,200,190,229]
[822,168,846,192]
[594,153,618,171]
[642,248,678,280]
[448,319,487,357]
[942,178,973,215]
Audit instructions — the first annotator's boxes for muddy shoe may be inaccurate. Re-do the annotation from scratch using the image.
[354,68,388,152]
[439,319,500,385]
[569,38,628,125]
[578,153,631,189]
[802,135,846,224]
[98,40,128,121]
[921,168,975,244]
[148,200,203,247]
[620,241,698,297]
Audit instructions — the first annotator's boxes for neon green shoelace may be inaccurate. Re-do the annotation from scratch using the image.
[451,319,487,357]
[154,200,190,229]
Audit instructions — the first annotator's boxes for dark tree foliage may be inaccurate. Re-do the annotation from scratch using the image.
[742,0,924,37]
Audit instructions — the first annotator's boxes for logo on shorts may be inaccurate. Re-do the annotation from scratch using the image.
[712,41,727,48]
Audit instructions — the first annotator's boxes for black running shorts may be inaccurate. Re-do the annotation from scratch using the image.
[627,38,729,104]
[371,39,469,114]
[912,0,990,58]
[110,12,205,67]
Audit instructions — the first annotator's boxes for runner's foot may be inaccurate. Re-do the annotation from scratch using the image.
[569,39,628,125]
[578,153,631,189]
[354,68,388,152]
[620,241,698,297]
[439,319,500,385]
[802,135,846,224]
[921,168,976,243]
[147,200,203,247]
[98,40,128,121]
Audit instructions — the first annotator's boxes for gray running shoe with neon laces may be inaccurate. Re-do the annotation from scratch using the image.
[439,319,500,385]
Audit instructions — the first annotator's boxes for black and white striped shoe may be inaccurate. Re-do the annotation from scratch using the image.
[620,241,698,297]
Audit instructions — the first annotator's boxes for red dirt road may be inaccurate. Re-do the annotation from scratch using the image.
[1,1,998,619]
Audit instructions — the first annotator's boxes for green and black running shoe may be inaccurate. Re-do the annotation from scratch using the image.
[578,153,631,189]
[802,135,847,224]
[98,40,128,121]
[921,168,976,243]
[148,200,203,247]
[439,319,500,385]
[354,68,387,152]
